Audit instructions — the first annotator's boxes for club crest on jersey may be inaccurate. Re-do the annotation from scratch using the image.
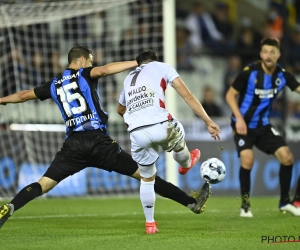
[275,78,282,86]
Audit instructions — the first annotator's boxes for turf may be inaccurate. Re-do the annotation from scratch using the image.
[1,196,299,250]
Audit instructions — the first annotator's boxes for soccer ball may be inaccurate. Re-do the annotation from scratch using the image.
[200,158,226,184]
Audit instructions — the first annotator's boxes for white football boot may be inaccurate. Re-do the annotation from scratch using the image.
[280,203,300,216]
[240,208,253,218]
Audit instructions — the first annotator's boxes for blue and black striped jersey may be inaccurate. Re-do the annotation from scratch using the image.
[34,67,108,138]
[231,62,300,129]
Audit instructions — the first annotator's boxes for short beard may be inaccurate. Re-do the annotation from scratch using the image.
[262,60,276,71]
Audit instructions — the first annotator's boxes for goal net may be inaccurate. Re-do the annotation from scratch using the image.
[0,0,165,198]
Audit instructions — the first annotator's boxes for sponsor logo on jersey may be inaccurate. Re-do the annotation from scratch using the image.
[255,88,278,98]
[127,98,153,114]
[127,92,150,106]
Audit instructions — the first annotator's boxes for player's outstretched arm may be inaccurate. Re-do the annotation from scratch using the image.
[172,77,221,141]
[225,86,247,135]
[295,85,300,94]
[0,89,38,105]
[90,61,138,79]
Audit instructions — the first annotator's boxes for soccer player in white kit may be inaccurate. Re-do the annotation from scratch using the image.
[118,49,221,234]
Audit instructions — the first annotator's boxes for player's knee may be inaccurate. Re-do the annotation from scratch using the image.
[138,163,157,180]
[141,175,156,182]
[131,169,141,180]
[275,147,294,166]
[280,152,294,166]
[240,150,254,169]
[241,161,253,170]
[38,177,57,194]
[41,185,55,194]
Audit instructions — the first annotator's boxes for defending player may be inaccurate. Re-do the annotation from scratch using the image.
[118,49,221,233]
[226,38,300,217]
[0,45,212,230]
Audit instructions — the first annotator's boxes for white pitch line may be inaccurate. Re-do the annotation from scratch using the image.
[9,208,280,220]
[10,211,190,220]
[10,214,99,220]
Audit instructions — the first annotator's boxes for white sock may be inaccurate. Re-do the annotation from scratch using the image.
[140,179,155,223]
[173,145,191,168]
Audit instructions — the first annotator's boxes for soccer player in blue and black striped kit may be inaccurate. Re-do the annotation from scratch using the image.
[226,38,300,217]
[0,45,211,230]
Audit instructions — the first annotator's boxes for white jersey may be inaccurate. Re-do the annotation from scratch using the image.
[119,61,180,131]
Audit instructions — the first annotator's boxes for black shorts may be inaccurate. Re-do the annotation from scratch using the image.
[43,129,138,182]
[232,124,287,157]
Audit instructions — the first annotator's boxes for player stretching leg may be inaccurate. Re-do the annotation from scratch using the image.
[0,45,212,229]
[118,49,221,233]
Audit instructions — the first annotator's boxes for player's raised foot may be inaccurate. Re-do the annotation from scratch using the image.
[240,208,253,218]
[145,222,158,234]
[292,200,300,208]
[0,204,14,228]
[190,182,212,214]
[178,149,201,175]
[279,203,300,216]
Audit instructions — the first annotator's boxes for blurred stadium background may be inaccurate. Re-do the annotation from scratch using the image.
[0,0,299,198]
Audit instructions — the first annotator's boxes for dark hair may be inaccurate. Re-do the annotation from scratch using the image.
[260,38,280,50]
[67,44,93,64]
[136,49,158,66]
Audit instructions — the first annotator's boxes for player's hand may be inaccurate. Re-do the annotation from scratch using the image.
[207,121,221,141]
[236,118,247,135]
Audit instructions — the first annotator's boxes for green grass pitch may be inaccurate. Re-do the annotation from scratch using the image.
[1,196,299,250]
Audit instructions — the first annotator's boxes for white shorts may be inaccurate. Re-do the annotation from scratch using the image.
[130,118,185,165]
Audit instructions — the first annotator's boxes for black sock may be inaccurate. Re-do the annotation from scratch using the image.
[279,164,292,204]
[293,176,300,201]
[239,167,251,208]
[10,182,42,211]
[154,176,195,206]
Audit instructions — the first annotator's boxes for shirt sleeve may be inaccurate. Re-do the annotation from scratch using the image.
[165,63,180,84]
[33,80,52,101]
[284,71,300,91]
[231,69,251,93]
[118,89,126,106]
[81,66,97,82]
